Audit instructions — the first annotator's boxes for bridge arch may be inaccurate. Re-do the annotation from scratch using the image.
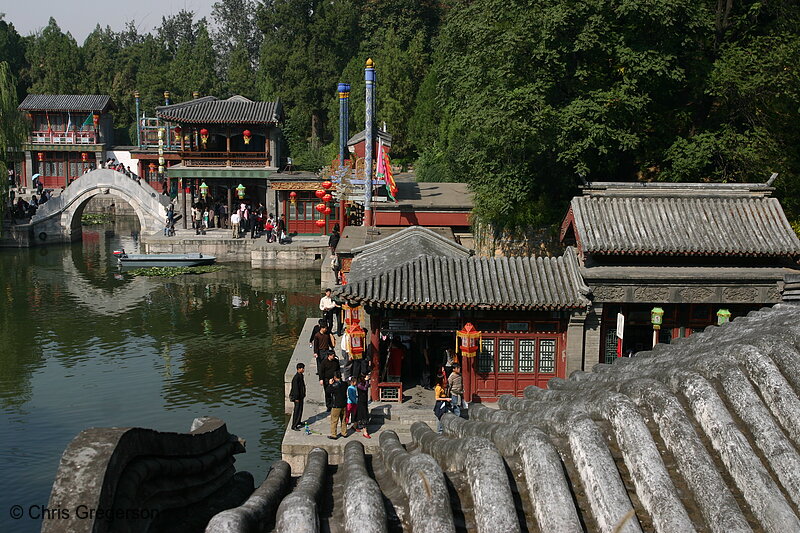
[31,169,170,243]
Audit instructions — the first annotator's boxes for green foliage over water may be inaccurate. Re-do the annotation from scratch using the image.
[81,213,112,225]
[127,265,224,277]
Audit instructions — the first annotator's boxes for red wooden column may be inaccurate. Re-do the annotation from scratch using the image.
[370,314,381,401]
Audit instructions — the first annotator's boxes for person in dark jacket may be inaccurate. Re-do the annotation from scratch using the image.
[312,324,336,365]
[318,351,341,410]
[328,224,340,254]
[289,363,306,430]
[328,373,348,439]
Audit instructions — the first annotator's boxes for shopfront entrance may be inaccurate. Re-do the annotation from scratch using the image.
[284,191,339,235]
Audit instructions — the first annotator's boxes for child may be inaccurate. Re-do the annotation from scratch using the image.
[346,376,358,433]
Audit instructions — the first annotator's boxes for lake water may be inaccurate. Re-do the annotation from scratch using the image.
[0,217,319,531]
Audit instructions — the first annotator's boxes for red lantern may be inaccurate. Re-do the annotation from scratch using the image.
[322,180,333,190]
[346,324,366,355]
[456,323,482,357]
[174,126,182,135]
[92,113,100,127]
[81,152,89,162]
[315,203,326,213]
[323,206,332,215]
[289,191,298,204]
[322,193,333,203]
[37,152,45,162]
[200,128,209,145]
[343,304,361,326]
[315,189,325,199]
[148,162,157,172]
[315,219,326,228]
[243,129,252,145]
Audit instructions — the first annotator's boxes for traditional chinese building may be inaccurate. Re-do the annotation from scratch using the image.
[17,95,115,189]
[559,181,800,363]
[334,226,591,402]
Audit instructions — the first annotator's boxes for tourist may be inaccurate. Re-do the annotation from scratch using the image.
[230,211,241,239]
[356,374,371,438]
[448,363,464,418]
[328,373,348,440]
[434,373,451,433]
[340,330,351,380]
[202,208,210,230]
[328,223,340,254]
[318,351,341,411]
[443,348,457,379]
[346,376,358,432]
[265,214,275,243]
[213,203,221,229]
[312,324,336,367]
[220,203,228,229]
[277,214,287,244]
[289,363,306,431]
[319,288,340,333]
[309,318,327,347]
[30,194,38,207]
[331,254,342,285]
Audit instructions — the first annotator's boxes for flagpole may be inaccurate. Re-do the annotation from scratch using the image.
[363,58,374,227]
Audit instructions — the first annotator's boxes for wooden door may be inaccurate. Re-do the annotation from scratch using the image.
[471,334,562,401]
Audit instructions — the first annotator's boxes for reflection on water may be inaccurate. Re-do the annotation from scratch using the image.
[0,217,319,531]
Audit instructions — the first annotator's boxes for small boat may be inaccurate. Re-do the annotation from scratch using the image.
[115,249,216,268]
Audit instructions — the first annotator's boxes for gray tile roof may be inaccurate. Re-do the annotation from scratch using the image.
[18,94,113,112]
[336,226,456,255]
[347,129,392,147]
[347,226,472,281]
[564,195,800,257]
[336,247,590,310]
[156,95,282,124]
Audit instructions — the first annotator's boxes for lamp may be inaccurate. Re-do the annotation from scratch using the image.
[456,323,481,357]
[315,218,326,228]
[236,183,246,199]
[346,325,366,356]
[651,307,664,347]
[200,128,209,146]
[315,189,325,199]
[289,191,298,204]
[81,152,89,163]
[243,129,252,144]
[343,304,361,326]
[322,180,333,190]
[200,181,208,199]
[717,309,731,326]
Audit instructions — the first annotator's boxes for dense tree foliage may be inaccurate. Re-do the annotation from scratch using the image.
[2,0,800,227]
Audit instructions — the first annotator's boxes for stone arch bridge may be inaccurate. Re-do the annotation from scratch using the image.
[30,169,170,243]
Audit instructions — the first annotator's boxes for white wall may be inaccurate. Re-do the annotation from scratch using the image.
[109,149,136,173]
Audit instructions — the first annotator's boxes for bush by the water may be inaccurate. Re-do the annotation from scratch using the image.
[127,265,223,277]
[81,214,112,225]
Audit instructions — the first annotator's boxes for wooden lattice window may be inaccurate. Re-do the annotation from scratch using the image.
[518,339,536,372]
[538,339,556,373]
[498,339,514,373]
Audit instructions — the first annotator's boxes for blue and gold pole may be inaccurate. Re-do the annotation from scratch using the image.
[364,58,374,226]
[338,83,350,167]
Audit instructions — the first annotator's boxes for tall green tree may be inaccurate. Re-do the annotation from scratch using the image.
[0,61,29,228]
[26,18,81,94]
[0,15,28,95]
[226,43,257,98]
[211,0,262,81]
[424,0,800,227]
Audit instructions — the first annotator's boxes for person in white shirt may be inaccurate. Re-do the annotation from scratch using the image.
[230,212,241,239]
[319,288,340,333]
